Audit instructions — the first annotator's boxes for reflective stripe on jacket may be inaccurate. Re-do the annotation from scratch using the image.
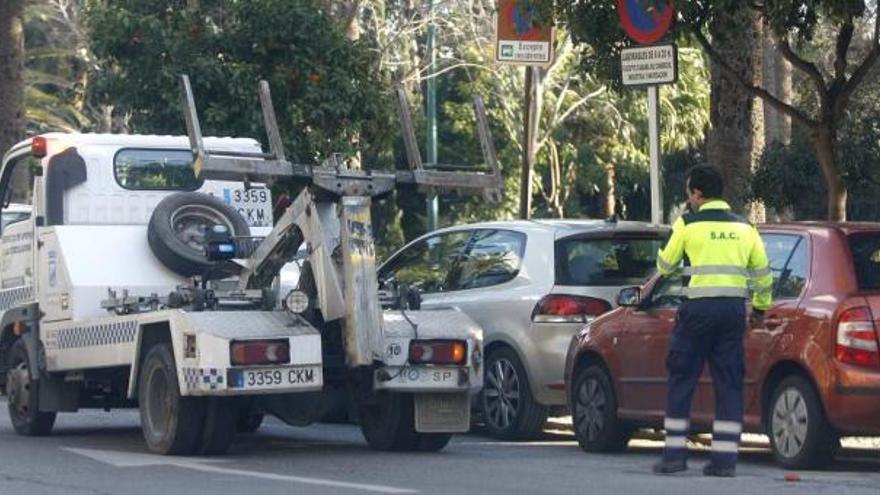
[657,200,773,311]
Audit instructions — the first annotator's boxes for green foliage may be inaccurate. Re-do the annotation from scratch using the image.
[753,73,880,220]
[86,0,393,162]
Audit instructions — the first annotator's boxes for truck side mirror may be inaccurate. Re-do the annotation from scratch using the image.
[617,287,641,307]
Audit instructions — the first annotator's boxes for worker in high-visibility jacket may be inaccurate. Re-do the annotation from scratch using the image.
[652,166,772,478]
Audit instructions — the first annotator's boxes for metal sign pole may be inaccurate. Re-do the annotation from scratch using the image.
[647,85,662,224]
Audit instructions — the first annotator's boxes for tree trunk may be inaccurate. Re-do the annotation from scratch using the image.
[762,31,792,146]
[0,0,25,154]
[705,6,764,219]
[604,163,615,218]
[813,125,847,220]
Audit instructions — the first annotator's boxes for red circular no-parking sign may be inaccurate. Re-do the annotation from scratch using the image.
[617,0,675,45]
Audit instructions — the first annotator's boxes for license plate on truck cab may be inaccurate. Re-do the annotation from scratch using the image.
[229,365,322,391]
[221,187,273,228]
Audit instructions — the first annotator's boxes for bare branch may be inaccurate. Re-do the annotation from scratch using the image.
[690,25,818,128]
[776,35,827,95]
[834,12,880,117]
[832,15,855,86]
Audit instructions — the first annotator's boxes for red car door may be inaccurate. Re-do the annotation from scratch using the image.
[698,233,809,427]
[616,275,683,419]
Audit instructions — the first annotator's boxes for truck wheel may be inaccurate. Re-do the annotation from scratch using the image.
[767,375,839,469]
[6,339,55,436]
[237,411,265,433]
[147,192,250,277]
[571,364,630,452]
[198,397,237,455]
[359,393,450,452]
[480,347,548,440]
[138,344,203,455]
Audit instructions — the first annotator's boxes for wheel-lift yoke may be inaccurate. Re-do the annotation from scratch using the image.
[178,75,503,367]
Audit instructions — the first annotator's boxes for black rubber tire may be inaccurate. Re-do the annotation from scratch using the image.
[571,365,631,452]
[198,397,237,455]
[138,344,204,455]
[6,339,56,436]
[767,375,839,469]
[359,393,451,452]
[147,192,250,277]
[479,347,548,440]
[236,410,265,433]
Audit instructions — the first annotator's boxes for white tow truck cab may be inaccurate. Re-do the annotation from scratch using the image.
[0,75,501,455]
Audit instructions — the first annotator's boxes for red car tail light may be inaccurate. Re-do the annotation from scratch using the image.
[409,340,467,365]
[32,136,47,158]
[835,306,880,368]
[532,294,611,323]
[230,340,290,366]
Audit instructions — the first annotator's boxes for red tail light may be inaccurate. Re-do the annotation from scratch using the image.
[532,294,611,323]
[230,340,290,366]
[409,340,467,365]
[835,306,880,368]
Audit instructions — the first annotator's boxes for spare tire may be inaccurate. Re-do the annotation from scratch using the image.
[148,192,250,277]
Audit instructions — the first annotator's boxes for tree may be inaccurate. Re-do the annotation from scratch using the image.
[86,0,393,162]
[544,0,880,220]
[0,0,26,153]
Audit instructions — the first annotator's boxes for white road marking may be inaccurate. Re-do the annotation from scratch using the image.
[63,447,417,494]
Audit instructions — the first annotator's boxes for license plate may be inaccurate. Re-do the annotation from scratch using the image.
[393,367,460,386]
[221,187,272,228]
[415,393,470,432]
[229,366,321,391]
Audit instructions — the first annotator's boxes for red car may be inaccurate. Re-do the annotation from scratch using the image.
[564,223,880,469]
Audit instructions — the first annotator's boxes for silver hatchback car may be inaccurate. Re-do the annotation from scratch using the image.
[378,219,669,439]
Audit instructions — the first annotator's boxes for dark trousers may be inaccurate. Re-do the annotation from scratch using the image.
[662,297,746,467]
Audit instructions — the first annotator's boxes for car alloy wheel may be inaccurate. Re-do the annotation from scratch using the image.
[574,375,606,443]
[771,387,809,459]
[484,357,521,431]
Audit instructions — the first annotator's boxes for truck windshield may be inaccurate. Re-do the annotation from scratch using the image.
[848,232,880,290]
[115,149,203,191]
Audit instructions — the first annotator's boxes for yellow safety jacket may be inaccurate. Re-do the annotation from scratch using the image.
[657,200,773,311]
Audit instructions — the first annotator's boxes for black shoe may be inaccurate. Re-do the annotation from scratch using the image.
[702,463,736,477]
[653,458,687,475]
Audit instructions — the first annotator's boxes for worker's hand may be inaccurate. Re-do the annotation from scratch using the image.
[749,309,765,328]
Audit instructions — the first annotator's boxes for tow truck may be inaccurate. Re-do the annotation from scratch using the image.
[0,76,503,454]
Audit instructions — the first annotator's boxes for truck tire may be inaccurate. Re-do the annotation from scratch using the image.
[237,411,265,433]
[139,344,203,455]
[198,397,237,455]
[147,192,250,277]
[480,347,548,440]
[767,375,839,469]
[6,339,56,436]
[359,393,451,452]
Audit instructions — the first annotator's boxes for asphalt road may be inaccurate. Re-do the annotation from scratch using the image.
[1,398,878,495]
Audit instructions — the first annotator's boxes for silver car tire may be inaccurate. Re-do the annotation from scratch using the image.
[480,347,547,440]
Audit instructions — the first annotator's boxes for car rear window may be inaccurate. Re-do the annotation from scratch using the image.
[556,236,665,286]
[114,149,203,191]
[848,233,880,290]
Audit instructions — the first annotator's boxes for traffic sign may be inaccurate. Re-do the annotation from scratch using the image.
[620,44,678,86]
[496,0,554,65]
[617,0,675,45]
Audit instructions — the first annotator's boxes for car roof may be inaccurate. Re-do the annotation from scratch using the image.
[760,221,880,235]
[430,219,669,239]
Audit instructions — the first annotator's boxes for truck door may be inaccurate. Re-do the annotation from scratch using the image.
[0,150,38,310]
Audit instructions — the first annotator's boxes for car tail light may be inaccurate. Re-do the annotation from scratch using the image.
[32,137,47,158]
[532,294,611,323]
[835,306,880,368]
[409,340,467,365]
[230,339,290,366]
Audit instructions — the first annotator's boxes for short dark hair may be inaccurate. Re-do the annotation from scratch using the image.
[687,165,723,198]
